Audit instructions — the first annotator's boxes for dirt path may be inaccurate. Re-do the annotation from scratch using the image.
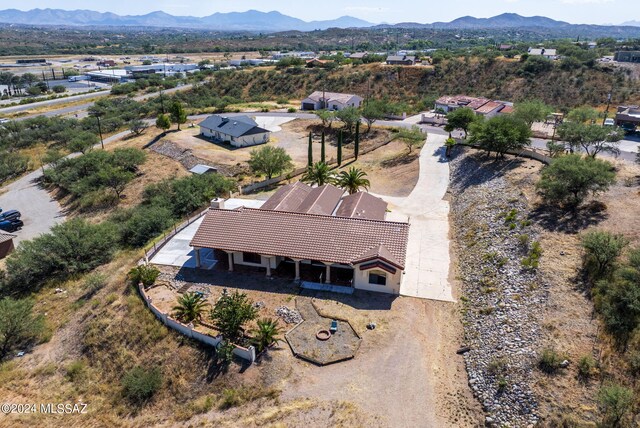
[277,297,482,427]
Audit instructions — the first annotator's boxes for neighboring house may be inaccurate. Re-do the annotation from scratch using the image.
[0,232,15,259]
[189,164,218,175]
[349,52,368,60]
[474,101,507,118]
[499,44,513,51]
[435,95,490,113]
[386,55,416,65]
[190,182,408,294]
[301,91,363,111]
[199,115,270,148]
[614,51,640,63]
[614,105,640,127]
[527,48,558,60]
[97,60,116,67]
[305,58,332,68]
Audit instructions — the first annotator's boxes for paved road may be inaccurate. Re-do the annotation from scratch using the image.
[8,83,194,121]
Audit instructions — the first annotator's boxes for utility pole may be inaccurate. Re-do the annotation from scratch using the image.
[90,111,104,149]
[159,88,165,114]
[602,91,612,126]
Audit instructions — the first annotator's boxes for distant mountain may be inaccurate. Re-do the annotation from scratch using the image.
[0,8,373,32]
[377,13,572,30]
[622,20,640,27]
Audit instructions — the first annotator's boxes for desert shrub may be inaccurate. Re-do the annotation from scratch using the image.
[577,355,596,380]
[83,273,108,293]
[581,230,628,283]
[538,348,563,374]
[122,366,162,404]
[65,360,87,382]
[115,205,175,248]
[0,297,45,360]
[127,265,160,287]
[521,241,542,269]
[598,383,633,427]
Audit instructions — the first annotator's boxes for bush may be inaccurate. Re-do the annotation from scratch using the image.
[83,273,108,293]
[3,219,119,294]
[598,383,633,427]
[115,205,175,248]
[581,230,627,282]
[52,85,66,93]
[577,355,596,380]
[122,366,162,404]
[538,348,563,374]
[521,241,542,269]
[287,107,296,113]
[0,297,45,360]
[65,360,86,382]
[127,265,160,287]
[537,154,616,209]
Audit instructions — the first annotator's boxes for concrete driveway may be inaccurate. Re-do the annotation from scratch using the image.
[375,134,454,302]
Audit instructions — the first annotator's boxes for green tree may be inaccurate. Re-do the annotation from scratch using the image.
[335,167,370,194]
[567,106,600,124]
[210,291,257,343]
[581,231,628,282]
[513,100,553,127]
[307,132,313,166]
[97,165,134,199]
[172,292,209,324]
[251,318,282,353]
[320,132,326,163]
[302,162,334,186]
[336,107,361,135]
[129,119,149,136]
[445,107,477,137]
[67,131,99,154]
[361,100,385,133]
[395,126,425,153]
[315,110,335,129]
[170,101,187,130]
[598,384,634,428]
[469,116,531,159]
[536,154,616,209]
[337,130,343,165]
[445,137,456,157]
[155,114,171,132]
[248,146,293,179]
[0,298,44,360]
[354,121,360,160]
[557,122,623,158]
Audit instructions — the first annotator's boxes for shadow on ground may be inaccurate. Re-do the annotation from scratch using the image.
[529,201,609,233]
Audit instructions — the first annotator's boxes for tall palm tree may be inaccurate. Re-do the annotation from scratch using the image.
[251,318,282,352]
[301,161,335,186]
[172,292,209,324]
[335,167,370,194]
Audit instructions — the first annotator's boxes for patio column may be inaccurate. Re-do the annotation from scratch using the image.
[194,248,201,269]
[265,257,272,277]
[227,252,234,272]
[324,263,331,284]
[294,260,301,281]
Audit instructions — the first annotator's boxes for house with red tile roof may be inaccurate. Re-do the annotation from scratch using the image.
[190,183,409,294]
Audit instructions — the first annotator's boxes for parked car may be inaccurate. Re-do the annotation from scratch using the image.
[621,123,637,135]
[0,210,21,222]
[0,219,23,232]
[604,118,615,127]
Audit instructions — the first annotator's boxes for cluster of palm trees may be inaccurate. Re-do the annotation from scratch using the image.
[301,162,371,194]
[172,291,282,354]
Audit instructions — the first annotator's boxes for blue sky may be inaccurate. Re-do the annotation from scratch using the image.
[9,0,636,25]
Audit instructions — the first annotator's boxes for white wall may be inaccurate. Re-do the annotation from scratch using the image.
[200,128,270,148]
[353,265,402,294]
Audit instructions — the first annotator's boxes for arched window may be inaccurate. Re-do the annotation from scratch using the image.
[368,270,387,286]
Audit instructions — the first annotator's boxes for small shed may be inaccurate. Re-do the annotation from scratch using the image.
[189,164,218,175]
[0,232,16,259]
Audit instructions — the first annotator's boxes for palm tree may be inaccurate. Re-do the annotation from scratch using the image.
[302,161,335,186]
[172,292,209,324]
[251,318,282,352]
[335,167,370,194]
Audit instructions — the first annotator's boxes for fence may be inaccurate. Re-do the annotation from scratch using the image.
[457,141,552,165]
[139,283,256,363]
[144,206,210,262]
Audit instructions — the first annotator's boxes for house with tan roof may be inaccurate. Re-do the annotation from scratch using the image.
[190,182,408,294]
[301,91,363,111]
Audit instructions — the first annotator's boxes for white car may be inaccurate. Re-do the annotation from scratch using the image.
[604,118,615,127]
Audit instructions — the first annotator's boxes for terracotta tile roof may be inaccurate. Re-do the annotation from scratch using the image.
[190,207,409,268]
[335,192,387,220]
[352,243,403,268]
[499,105,514,114]
[295,184,344,215]
[260,182,313,211]
[475,101,505,114]
[0,232,15,244]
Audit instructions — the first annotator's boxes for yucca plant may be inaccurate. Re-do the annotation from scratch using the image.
[335,167,370,194]
[172,292,209,324]
[251,318,283,353]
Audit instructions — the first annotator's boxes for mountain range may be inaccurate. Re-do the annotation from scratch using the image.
[0,9,637,33]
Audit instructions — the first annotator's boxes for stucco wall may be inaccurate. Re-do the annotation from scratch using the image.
[353,265,402,294]
[232,252,278,269]
[200,128,270,148]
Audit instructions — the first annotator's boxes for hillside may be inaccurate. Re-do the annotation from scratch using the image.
[177,61,639,112]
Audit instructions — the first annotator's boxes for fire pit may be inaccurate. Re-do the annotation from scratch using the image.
[316,329,331,341]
